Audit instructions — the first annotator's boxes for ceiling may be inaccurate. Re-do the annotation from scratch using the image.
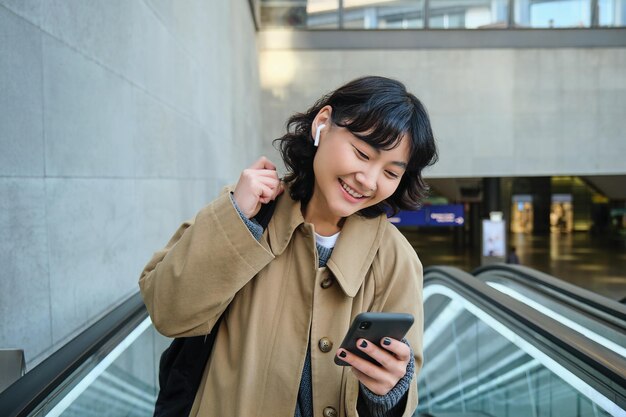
[427,175,626,202]
[582,176,626,200]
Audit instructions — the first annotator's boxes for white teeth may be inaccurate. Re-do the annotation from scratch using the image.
[341,181,364,198]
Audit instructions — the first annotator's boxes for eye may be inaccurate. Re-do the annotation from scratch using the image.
[353,146,369,160]
[385,170,400,179]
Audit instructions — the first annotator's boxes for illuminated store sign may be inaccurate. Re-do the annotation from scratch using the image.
[388,204,465,227]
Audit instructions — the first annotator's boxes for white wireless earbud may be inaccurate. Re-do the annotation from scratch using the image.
[314,124,326,147]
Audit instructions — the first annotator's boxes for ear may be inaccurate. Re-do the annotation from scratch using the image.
[311,105,333,140]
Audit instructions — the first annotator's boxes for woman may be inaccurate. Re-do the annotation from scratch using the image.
[139,76,438,417]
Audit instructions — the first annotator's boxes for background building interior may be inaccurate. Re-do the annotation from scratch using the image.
[407,175,626,301]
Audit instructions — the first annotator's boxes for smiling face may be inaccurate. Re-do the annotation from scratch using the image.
[306,106,411,231]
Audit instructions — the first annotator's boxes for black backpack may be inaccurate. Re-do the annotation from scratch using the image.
[153,200,277,417]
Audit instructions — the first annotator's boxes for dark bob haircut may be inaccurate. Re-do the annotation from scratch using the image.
[275,76,438,218]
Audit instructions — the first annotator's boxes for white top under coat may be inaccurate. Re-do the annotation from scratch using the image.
[315,231,340,249]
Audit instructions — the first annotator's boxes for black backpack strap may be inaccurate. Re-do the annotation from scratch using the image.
[254,198,277,230]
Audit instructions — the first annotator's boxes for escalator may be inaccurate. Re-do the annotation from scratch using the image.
[472,264,626,360]
[419,266,625,417]
[0,293,164,417]
[1,268,624,417]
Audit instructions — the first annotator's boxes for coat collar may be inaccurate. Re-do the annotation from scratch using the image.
[267,191,387,297]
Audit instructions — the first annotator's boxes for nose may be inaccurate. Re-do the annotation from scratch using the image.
[355,171,377,193]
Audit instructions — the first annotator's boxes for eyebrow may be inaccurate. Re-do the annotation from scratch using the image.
[352,138,408,169]
[368,147,408,169]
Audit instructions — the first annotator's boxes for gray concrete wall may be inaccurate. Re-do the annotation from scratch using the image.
[0,0,261,368]
[259,48,626,178]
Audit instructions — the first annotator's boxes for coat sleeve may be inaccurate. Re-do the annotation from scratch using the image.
[138,191,275,338]
[368,224,424,417]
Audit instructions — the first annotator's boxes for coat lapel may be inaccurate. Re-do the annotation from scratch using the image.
[266,192,305,256]
[266,191,387,297]
[326,214,386,297]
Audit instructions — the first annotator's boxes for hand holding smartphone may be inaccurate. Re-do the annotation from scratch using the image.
[334,312,414,366]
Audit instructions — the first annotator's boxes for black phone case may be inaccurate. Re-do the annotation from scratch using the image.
[334,312,414,366]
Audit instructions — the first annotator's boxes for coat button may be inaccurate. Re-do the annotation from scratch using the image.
[323,406,337,417]
[320,277,334,289]
[318,337,333,353]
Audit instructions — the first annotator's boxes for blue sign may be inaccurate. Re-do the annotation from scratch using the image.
[388,204,465,227]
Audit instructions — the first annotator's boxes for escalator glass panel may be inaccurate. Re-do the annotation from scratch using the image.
[417,285,621,417]
[27,318,168,417]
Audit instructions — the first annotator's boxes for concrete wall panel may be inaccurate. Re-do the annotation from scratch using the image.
[132,88,213,180]
[41,1,200,121]
[143,0,213,71]
[130,9,200,122]
[135,178,218,264]
[598,91,626,162]
[0,7,44,177]
[598,50,626,89]
[229,0,263,175]
[46,178,140,347]
[1,0,261,367]
[0,179,51,364]
[41,0,139,82]
[43,36,135,177]
[0,0,42,26]
[259,47,626,178]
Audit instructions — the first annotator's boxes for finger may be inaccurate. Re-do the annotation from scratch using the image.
[256,173,282,194]
[356,339,408,381]
[239,171,277,194]
[241,169,279,184]
[255,183,275,204]
[356,339,401,373]
[251,169,281,179]
[255,178,280,203]
[234,172,278,216]
[249,156,277,171]
[240,170,280,195]
[378,337,411,363]
[265,180,284,202]
[337,349,397,396]
[255,175,281,190]
[272,181,285,199]
[233,171,275,218]
[336,348,382,380]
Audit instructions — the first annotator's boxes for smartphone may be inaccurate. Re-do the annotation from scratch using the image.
[334,312,414,366]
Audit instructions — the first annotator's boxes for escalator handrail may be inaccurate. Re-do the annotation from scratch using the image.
[0,292,148,417]
[472,263,626,324]
[472,264,626,332]
[424,265,626,408]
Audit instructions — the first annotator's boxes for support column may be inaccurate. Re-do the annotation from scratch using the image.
[469,202,482,248]
[529,177,551,235]
[482,177,502,217]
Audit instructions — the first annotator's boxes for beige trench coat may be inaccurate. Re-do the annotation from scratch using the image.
[139,188,424,417]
